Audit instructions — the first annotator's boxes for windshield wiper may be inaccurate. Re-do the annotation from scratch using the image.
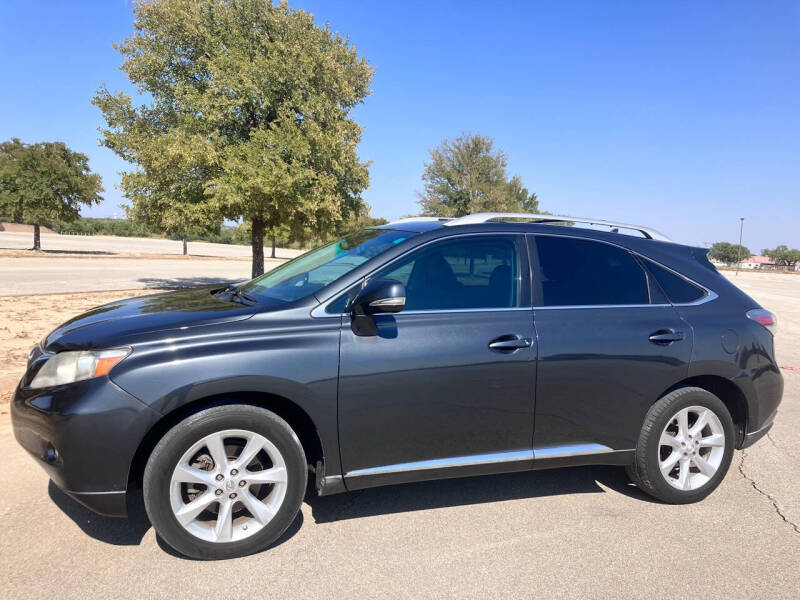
[214,284,258,306]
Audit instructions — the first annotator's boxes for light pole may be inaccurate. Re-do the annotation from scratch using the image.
[735,217,744,276]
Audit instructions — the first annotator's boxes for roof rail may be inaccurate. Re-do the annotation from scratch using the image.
[443,212,671,242]
[388,216,452,225]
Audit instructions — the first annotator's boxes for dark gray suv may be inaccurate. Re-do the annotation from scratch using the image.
[11,213,783,559]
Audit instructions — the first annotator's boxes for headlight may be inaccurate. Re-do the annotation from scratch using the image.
[29,348,131,389]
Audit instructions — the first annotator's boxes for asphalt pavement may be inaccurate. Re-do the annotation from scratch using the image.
[0,231,303,295]
[0,273,798,599]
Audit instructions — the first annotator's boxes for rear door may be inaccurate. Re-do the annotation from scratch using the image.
[529,234,693,461]
[337,234,537,488]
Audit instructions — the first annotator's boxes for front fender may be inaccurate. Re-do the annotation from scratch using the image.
[109,310,343,476]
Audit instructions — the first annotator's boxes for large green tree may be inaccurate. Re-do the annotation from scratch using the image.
[0,138,103,250]
[94,0,374,277]
[762,245,800,267]
[708,241,750,264]
[418,133,539,217]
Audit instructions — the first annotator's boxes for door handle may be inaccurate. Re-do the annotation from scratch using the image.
[488,336,532,351]
[649,329,684,344]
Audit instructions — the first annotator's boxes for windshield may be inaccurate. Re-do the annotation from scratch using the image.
[239,228,416,305]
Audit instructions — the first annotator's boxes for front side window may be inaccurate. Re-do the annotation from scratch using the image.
[374,236,520,311]
[241,228,416,306]
[533,236,649,306]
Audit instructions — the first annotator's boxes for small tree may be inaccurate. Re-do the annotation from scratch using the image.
[762,245,800,268]
[506,175,539,213]
[122,169,221,256]
[418,133,539,217]
[0,139,103,250]
[94,0,374,277]
[709,241,750,265]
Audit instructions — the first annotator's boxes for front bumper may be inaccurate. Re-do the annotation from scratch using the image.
[11,375,160,517]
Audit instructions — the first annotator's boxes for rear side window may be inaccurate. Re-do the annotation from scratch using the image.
[533,236,649,306]
[374,236,520,311]
[645,260,706,304]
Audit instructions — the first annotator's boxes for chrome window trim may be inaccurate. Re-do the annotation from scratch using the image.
[399,307,531,315]
[311,231,528,318]
[314,305,533,319]
[311,229,719,317]
[310,304,342,318]
[674,289,718,307]
[345,449,534,478]
[637,255,718,307]
[527,232,718,309]
[533,303,671,310]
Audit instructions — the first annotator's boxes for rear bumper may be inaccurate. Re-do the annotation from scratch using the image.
[11,375,159,517]
[741,420,774,449]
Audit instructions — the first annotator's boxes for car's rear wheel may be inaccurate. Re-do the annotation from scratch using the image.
[627,387,735,504]
[143,404,307,559]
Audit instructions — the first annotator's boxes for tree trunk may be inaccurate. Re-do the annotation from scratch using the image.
[182,237,188,255]
[251,217,265,278]
[270,230,276,259]
[33,224,41,251]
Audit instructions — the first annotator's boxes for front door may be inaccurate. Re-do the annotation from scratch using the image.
[337,234,536,489]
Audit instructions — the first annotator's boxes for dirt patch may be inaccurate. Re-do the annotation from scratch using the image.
[0,289,160,402]
[0,222,55,234]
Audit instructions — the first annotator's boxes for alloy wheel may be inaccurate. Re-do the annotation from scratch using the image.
[169,429,288,543]
[658,405,726,491]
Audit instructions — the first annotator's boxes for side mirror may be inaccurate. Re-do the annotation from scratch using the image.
[349,278,406,336]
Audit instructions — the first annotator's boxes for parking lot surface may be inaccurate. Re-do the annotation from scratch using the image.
[0,271,797,599]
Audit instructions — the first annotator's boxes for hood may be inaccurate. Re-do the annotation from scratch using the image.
[44,287,256,350]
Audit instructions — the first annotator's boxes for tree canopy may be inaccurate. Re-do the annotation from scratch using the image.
[94,0,374,276]
[762,245,800,267]
[417,133,539,217]
[708,241,750,264]
[0,138,103,250]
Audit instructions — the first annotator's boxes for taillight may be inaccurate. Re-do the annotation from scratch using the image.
[747,309,777,335]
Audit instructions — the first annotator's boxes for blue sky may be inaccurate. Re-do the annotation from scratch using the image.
[1,1,798,251]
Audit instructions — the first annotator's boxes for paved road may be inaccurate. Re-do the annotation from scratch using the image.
[0,231,304,295]
[0,255,256,296]
[0,272,798,599]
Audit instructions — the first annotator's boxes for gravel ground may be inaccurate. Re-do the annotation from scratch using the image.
[0,271,797,599]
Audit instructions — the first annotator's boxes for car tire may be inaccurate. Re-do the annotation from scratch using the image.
[627,387,735,504]
[143,404,307,560]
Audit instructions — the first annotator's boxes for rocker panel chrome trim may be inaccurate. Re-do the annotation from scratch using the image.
[344,444,630,478]
[345,449,534,478]
[533,443,619,459]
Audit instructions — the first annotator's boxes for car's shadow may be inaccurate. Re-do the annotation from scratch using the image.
[48,481,151,546]
[48,465,658,556]
[306,465,659,523]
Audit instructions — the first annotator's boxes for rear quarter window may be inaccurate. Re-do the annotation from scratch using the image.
[644,260,706,304]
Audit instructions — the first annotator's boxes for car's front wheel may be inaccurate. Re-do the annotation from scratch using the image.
[627,387,735,504]
[143,404,307,559]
